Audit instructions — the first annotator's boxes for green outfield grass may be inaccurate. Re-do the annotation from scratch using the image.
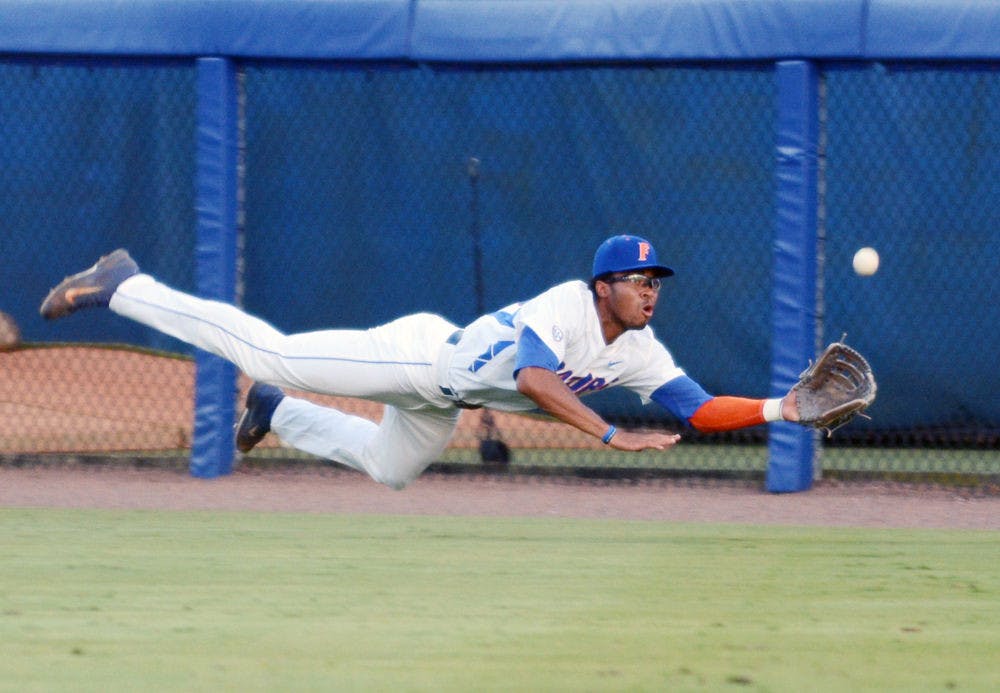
[1,509,998,692]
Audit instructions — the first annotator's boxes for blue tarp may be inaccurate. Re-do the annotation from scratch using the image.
[1,1,999,60]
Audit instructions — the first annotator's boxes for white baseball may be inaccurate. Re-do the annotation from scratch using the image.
[853,247,879,276]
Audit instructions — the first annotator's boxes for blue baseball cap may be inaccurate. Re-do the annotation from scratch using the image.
[591,235,674,280]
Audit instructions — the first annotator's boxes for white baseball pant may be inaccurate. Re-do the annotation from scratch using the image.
[110,274,462,489]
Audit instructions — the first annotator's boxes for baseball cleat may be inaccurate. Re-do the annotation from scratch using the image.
[235,382,285,453]
[39,249,139,320]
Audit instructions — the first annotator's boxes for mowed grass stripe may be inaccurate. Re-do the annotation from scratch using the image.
[1,509,997,691]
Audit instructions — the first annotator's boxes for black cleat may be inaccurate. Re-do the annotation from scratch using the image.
[40,249,139,320]
[235,383,285,453]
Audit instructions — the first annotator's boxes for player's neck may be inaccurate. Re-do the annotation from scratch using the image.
[602,323,625,344]
[595,302,626,344]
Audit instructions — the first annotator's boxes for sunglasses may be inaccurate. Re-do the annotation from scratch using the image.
[605,273,662,291]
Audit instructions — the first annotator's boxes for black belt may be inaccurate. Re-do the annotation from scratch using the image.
[441,330,481,409]
[439,386,482,409]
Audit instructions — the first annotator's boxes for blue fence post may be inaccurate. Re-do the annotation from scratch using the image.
[191,57,239,478]
[767,60,819,493]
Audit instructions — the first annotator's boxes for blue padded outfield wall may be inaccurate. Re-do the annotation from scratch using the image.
[2,1,998,489]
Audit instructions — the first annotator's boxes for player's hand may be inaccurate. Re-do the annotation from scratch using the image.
[781,391,800,422]
[608,430,681,452]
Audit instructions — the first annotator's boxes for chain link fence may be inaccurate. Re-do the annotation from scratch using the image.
[0,58,197,459]
[241,62,774,473]
[819,63,999,479]
[1,57,996,482]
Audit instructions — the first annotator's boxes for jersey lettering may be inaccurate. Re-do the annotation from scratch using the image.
[555,362,617,395]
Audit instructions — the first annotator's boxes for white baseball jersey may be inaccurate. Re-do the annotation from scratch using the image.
[444,280,686,411]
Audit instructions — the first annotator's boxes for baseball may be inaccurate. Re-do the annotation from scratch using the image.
[852,247,879,276]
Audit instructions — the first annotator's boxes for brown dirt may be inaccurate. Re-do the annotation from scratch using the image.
[1,464,997,530]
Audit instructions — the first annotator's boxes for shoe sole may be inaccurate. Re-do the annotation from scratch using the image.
[235,386,271,453]
[235,406,266,453]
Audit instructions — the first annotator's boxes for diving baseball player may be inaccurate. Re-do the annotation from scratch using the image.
[40,235,801,489]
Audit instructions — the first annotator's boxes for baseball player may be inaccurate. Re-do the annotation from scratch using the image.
[40,235,800,489]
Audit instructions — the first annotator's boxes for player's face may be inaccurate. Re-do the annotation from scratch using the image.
[599,270,661,336]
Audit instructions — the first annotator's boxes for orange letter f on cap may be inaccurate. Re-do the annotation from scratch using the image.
[638,242,651,261]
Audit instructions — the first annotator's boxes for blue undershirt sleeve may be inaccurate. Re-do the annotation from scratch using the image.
[650,375,713,425]
[513,325,560,377]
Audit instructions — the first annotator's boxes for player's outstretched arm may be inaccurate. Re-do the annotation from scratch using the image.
[515,367,681,451]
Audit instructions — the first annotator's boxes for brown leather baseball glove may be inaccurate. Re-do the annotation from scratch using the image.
[792,341,877,435]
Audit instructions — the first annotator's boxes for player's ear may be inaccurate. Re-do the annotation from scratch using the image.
[594,279,611,298]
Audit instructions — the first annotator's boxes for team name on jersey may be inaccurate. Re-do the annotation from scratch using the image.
[556,362,619,395]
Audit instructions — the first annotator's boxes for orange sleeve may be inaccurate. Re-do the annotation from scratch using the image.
[688,396,766,432]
